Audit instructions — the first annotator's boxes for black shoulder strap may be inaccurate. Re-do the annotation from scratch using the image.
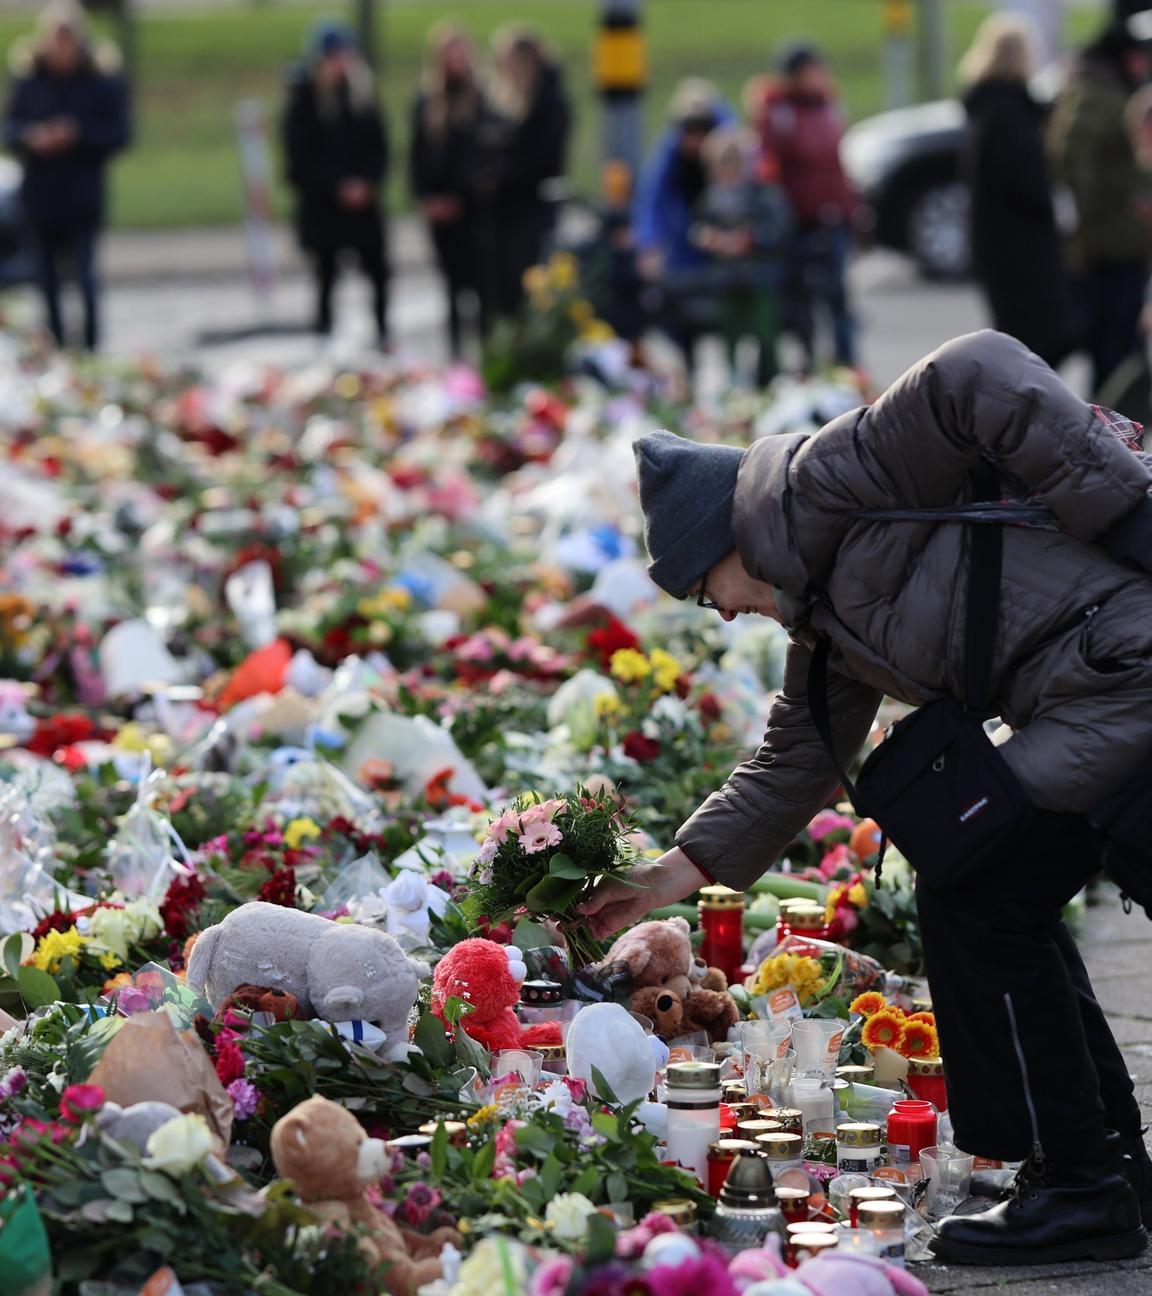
[806,462,1004,805]
[964,459,1003,713]
[807,637,860,810]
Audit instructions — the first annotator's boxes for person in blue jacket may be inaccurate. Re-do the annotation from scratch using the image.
[2,1,130,351]
[633,79,732,368]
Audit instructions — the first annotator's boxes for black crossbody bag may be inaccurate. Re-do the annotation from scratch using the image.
[806,464,1033,885]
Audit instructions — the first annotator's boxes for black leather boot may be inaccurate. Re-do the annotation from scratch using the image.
[930,1146,1147,1265]
[969,1131,1152,1226]
[1120,1129,1152,1228]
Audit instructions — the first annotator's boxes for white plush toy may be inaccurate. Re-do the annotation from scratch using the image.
[187,902,427,1061]
[565,1002,669,1136]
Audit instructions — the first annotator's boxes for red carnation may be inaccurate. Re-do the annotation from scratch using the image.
[697,692,723,723]
[160,873,207,940]
[258,866,297,908]
[60,1084,105,1124]
[214,1043,245,1086]
[622,731,661,763]
[586,616,640,670]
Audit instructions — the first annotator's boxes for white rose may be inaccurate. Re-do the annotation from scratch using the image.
[123,899,163,945]
[453,1237,527,1296]
[86,907,130,961]
[544,1192,597,1241]
[143,1113,214,1176]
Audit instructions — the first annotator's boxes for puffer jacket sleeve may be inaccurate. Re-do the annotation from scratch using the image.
[675,640,882,890]
[818,330,1152,539]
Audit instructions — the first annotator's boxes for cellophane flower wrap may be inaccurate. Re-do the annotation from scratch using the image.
[463,787,637,969]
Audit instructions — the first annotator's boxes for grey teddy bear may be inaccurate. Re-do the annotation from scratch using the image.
[186,902,427,1059]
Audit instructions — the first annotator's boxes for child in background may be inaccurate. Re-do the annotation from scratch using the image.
[692,126,790,387]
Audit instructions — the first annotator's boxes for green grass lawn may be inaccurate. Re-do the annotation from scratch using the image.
[0,0,1107,229]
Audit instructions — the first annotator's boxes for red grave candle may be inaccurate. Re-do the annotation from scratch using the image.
[886,1098,939,1171]
[907,1057,948,1112]
[698,885,745,986]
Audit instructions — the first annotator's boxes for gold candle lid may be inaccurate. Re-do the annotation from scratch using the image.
[757,1131,804,1159]
[698,884,744,911]
[837,1121,882,1148]
[858,1200,906,1227]
[651,1199,698,1225]
[786,1220,837,1236]
[737,1118,785,1138]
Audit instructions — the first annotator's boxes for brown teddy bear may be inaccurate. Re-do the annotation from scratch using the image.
[603,917,738,1043]
[271,1094,460,1296]
[218,983,302,1022]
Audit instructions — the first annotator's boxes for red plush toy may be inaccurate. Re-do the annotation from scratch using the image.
[431,938,562,1053]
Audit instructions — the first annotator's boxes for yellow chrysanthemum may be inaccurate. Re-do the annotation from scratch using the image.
[283,817,322,850]
[649,648,683,694]
[898,1019,940,1059]
[467,1104,500,1128]
[357,587,413,620]
[847,882,868,908]
[580,319,615,344]
[748,953,825,1003]
[849,991,888,1018]
[861,1008,906,1052]
[98,951,122,972]
[31,928,89,974]
[610,648,651,684]
[594,691,624,719]
[549,251,579,290]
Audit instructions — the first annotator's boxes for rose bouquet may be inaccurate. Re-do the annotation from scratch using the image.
[462,788,638,969]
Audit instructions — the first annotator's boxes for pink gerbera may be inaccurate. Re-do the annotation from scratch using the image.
[519,821,563,855]
[488,809,522,844]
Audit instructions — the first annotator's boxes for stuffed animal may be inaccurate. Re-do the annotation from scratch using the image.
[186,902,426,1061]
[430,938,562,1052]
[218,983,302,1022]
[727,1237,930,1296]
[271,1095,460,1296]
[602,917,738,1043]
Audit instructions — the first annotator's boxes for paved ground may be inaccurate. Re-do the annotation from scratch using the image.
[918,889,1152,1294]
[0,219,1093,394]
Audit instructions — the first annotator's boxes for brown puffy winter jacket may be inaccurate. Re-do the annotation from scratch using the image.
[675,331,1152,891]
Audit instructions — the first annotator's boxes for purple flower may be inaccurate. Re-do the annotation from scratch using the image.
[429,869,455,891]
[0,1067,27,1100]
[399,1181,442,1227]
[646,1255,736,1296]
[227,1079,260,1121]
[579,1261,652,1296]
[115,987,154,1016]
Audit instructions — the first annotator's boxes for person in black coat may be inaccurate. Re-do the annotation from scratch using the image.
[282,21,389,343]
[409,23,482,358]
[959,14,1070,366]
[473,27,571,325]
[2,1,129,351]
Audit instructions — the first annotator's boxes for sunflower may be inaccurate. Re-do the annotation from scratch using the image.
[849,991,887,1018]
[898,1019,940,1059]
[861,1007,906,1052]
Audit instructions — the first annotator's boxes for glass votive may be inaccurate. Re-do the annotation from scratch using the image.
[774,1185,810,1224]
[849,1184,899,1227]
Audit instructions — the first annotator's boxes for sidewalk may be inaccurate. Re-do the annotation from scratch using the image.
[101,216,433,284]
[919,888,1152,1294]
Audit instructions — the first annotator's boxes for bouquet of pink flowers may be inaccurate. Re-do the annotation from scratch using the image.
[463,788,638,968]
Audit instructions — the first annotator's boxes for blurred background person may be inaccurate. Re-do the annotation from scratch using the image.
[691,125,789,387]
[1049,22,1152,396]
[750,44,856,369]
[473,26,570,325]
[959,14,1070,366]
[409,23,481,359]
[633,78,728,370]
[282,19,390,345]
[2,0,129,352]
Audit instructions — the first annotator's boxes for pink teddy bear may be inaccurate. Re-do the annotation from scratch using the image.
[729,1237,929,1296]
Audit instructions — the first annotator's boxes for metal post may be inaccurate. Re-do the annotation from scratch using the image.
[918,0,948,101]
[352,0,379,71]
[884,0,913,109]
[595,0,646,206]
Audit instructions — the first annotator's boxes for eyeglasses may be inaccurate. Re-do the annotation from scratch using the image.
[696,575,721,612]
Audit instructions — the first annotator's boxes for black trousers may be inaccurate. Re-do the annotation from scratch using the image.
[311,228,389,341]
[916,810,1141,1162]
[32,222,100,351]
[1080,260,1147,397]
[429,219,475,358]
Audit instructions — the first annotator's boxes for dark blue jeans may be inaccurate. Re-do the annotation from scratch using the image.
[1081,259,1147,397]
[32,223,100,351]
[786,222,856,369]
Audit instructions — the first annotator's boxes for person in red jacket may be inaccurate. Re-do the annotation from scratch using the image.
[749,44,857,368]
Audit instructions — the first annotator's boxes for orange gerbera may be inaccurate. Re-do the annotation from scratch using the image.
[849,991,888,1018]
[861,1008,906,1052]
[906,1011,936,1028]
[898,1019,940,1059]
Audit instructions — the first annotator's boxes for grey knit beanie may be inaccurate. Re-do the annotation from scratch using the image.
[633,431,745,599]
